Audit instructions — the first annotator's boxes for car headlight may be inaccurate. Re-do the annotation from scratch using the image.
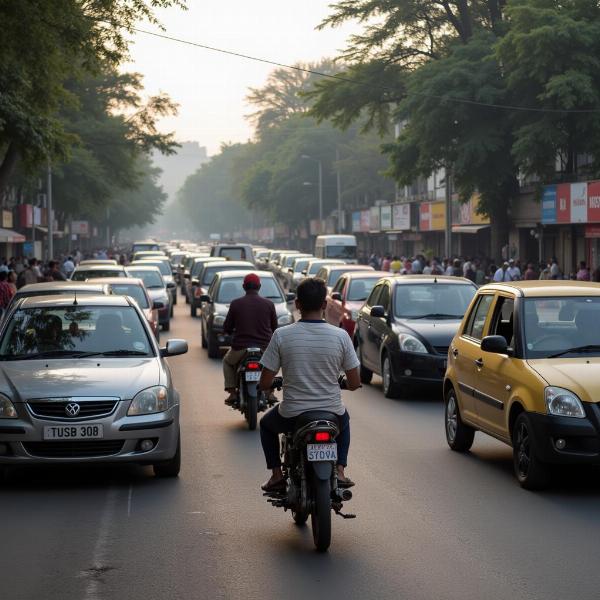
[545,386,586,418]
[128,386,170,416]
[278,314,293,326]
[398,333,428,353]
[0,395,17,418]
[213,315,226,326]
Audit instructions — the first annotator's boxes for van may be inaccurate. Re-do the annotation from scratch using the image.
[314,235,357,263]
[210,244,255,264]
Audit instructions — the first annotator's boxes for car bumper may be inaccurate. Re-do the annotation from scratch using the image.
[158,306,170,324]
[0,405,179,465]
[528,409,600,465]
[388,349,447,386]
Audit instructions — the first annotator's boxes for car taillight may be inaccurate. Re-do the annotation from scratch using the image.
[314,432,331,442]
[246,361,261,370]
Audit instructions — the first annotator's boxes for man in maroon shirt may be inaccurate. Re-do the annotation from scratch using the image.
[222,273,277,405]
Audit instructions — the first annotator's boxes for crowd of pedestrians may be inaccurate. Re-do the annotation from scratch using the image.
[360,252,600,286]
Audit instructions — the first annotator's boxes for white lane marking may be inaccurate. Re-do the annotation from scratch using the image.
[187,511,205,515]
[82,486,118,600]
[127,484,133,517]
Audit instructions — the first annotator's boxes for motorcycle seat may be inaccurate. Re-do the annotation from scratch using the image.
[293,411,339,431]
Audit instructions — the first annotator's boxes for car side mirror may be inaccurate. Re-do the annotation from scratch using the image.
[191,278,199,286]
[331,292,342,301]
[301,270,307,276]
[160,339,188,357]
[370,305,386,318]
[481,335,508,355]
[199,294,212,303]
[153,301,165,310]
[184,273,190,279]
[285,292,296,302]
[166,282,175,288]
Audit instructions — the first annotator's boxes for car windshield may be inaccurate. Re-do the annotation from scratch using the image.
[138,261,171,276]
[308,263,327,276]
[218,248,246,260]
[202,265,251,285]
[523,297,600,358]
[326,246,356,259]
[283,255,298,267]
[327,269,352,286]
[216,277,283,303]
[109,284,149,309]
[0,306,153,359]
[132,244,159,253]
[347,278,379,302]
[293,259,310,273]
[72,269,123,281]
[126,270,164,289]
[394,284,476,319]
[170,253,185,265]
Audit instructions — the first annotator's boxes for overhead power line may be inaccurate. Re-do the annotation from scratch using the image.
[105,21,600,115]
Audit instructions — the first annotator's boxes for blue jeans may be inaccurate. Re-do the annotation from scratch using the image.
[259,405,350,469]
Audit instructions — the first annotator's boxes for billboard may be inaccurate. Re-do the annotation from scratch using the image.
[369,206,380,232]
[380,205,392,230]
[352,211,361,233]
[360,210,370,232]
[392,203,411,230]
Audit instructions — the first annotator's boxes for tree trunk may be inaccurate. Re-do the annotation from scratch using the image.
[0,142,19,192]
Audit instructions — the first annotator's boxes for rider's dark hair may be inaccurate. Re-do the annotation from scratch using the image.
[297,277,327,312]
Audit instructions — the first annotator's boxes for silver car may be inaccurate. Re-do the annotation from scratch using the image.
[0,294,187,477]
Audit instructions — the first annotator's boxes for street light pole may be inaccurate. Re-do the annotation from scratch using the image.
[301,154,323,232]
[47,161,53,260]
[444,166,452,259]
[336,147,342,233]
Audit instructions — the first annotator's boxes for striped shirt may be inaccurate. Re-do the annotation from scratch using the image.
[260,320,360,418]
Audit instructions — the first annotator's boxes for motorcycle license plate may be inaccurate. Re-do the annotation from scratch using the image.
[307,443,338,462]
[245,371,260,382]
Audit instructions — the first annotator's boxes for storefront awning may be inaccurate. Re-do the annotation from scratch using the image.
[452,224,490,234]
[0,228,25,243]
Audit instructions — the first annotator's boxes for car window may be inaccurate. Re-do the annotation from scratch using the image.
[216,277,282,303]
[0,306,153,358]
[293,259,310,273]
[367,284,383,307]
[378,284,391,311]
[489,296,515,347]
[218,248,246,260]
[126,270,164,289]
[394,284,476,319]
[72,269,122,281]
[347,278,377,302]
[109,284,150,309]
[463,294,494,340]
[332,277,345,295]
[139,261,171,276]
[315,268,327,281]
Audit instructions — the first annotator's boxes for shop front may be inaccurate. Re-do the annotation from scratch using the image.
[419,201,446,257]
[451,194,491,258]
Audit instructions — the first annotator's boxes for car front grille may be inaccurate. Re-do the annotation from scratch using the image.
[22,441,124,458]
[434,346,449,356]
[27,400,118,420]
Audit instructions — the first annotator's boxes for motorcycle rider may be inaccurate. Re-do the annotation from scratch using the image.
[222,273,278,405]
[258,277,361,492]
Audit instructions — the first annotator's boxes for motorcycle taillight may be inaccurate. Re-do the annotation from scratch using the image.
[314,432,331,442]
[246,361,261,370]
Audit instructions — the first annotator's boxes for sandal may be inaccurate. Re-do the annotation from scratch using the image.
[337,475,355,489]
[261,477,286,492]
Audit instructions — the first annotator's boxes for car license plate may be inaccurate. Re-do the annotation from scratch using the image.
[245,371,260,382]
[307,443,338,462]
[43,424,104,440]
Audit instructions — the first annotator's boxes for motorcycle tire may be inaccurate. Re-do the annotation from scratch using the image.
[245,390,258,431]
[311,478,332,552]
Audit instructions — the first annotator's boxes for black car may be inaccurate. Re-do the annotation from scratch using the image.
[355,275,477,398]
[187,257,226,316]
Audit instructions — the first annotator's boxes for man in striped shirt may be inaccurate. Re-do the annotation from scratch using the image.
[258,277,361,492]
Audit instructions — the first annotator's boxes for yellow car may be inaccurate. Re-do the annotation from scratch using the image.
[444,281,600,489]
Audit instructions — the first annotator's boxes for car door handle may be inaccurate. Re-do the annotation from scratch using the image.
[452,348,459,358]
[474,358,484,368]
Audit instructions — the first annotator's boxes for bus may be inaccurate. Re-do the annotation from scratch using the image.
[314,235,357,263]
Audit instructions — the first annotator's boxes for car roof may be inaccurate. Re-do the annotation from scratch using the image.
[217,270,274,279]
[192,256,226,263]
[203,261,253,268]
[344,271,389,279]
[73,265,126,272]
[19,294,131,308]
[17,281,108,292]
[307,259,345,265]
[386,275,475,285]
[126,265,161,272]
[320,264,375,272]
[87,277,145,286]
[479,280,600,297]
[79,259,118,265]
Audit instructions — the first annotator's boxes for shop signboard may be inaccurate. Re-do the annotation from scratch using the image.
[369,206,380,232]
[18,204,33,228]
[588,181,600,222]
[2,210,13,229]
[542,185,557,224]
[430,201,446,231]
[392,204,411,230]
[309,220,321,236]
[360,210,370,232]
[556,183,571,223]
[419,202,431,231]
[352,211,361,233]
[380,205,392,230]
[71,220,89,235]
[585,225,600,238]
[571,182,587,223]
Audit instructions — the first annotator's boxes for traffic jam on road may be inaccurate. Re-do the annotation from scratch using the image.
[3,237,600,555]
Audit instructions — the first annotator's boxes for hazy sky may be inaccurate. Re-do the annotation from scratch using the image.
[126,1,359,155]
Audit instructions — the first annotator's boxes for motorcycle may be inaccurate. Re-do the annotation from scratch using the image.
[235,347,272,430]
[264,377,355,552]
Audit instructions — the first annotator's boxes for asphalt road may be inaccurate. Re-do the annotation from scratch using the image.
[3,299,600,600]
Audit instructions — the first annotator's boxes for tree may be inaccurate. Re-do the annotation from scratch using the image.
[0,0,184,189]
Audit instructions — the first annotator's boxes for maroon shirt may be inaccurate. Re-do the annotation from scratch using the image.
[223,291,277,350]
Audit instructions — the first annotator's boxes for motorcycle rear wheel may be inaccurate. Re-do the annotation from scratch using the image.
[311,478,332,552]
[245,392,258,430]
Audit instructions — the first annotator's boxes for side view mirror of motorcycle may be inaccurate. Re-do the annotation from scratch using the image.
[331,292,342,301]
[370,305,386,319]
[199,294,212,304]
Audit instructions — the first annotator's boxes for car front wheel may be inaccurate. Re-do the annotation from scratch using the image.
[153,431,181,478]
[357,341,373,384]
[382,354,402,399]
[512,413,551,490]
[445,388,475,451]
